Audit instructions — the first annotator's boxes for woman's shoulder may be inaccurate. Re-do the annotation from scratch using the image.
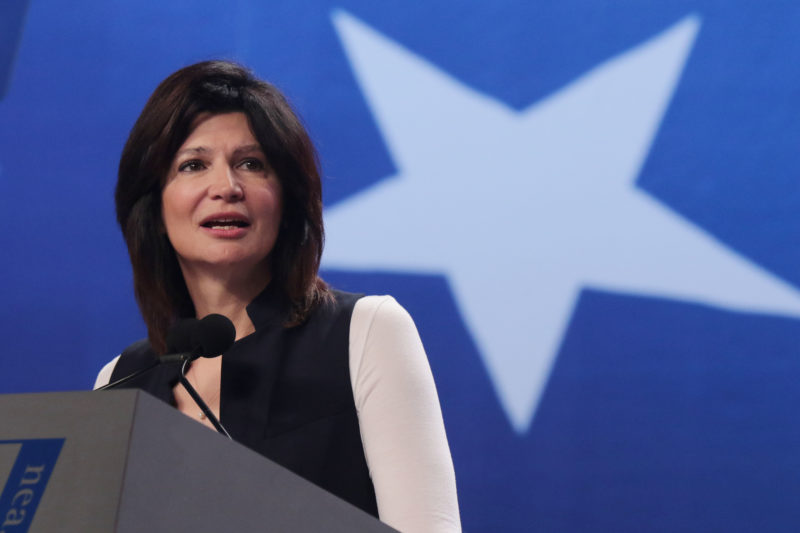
[93,339,156,389]
[319,290,413,334]
[326,289,403,316]
[327,288,366,308]
[94,355,121,389]
[351,294,413,330]
[348,294,424,381]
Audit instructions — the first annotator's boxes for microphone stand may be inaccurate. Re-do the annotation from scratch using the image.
[96,352,190,391]
[98,353,232,441]
[179,358,232,439]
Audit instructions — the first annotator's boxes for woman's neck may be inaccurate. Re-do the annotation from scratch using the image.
[179,263,270,340]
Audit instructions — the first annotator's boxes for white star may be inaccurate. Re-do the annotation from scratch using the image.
[323,10,800,432]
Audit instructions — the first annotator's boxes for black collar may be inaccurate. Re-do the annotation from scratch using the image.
[245,282,290,331]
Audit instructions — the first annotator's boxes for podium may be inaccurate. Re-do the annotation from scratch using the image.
[0,390,396,532]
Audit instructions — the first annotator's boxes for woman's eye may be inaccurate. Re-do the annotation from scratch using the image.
[239,158,265,171]
[178,160,206,172]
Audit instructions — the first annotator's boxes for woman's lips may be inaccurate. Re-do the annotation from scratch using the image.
[200,213,251,237]
[200,212,251,226]
[202,225,249,238]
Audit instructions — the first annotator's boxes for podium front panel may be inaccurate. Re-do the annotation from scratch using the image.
[0,390,396,532]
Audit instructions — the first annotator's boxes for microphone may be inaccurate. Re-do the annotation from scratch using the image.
[165,317,199,354]
[162,314,236,363]
[192,314,236,357]
[98,315,236,438]
[98,314,236,390]
[174,314,235,438]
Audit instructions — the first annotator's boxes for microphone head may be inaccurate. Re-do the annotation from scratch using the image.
[193,313,236,358]
[166,318,201,353]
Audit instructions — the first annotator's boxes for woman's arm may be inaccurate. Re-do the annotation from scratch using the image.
[350,296,461,533]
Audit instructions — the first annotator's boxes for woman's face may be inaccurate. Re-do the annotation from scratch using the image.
[161,112,283,280]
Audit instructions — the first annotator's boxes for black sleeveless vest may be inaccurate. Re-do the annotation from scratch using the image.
[109,287,379,516]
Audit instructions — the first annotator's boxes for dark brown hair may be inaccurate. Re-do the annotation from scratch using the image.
[116,60,328,353]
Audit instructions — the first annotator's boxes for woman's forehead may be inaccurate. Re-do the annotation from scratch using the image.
[177,112,261,153]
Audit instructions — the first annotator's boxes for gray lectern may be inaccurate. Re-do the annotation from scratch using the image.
[0,390,396,532]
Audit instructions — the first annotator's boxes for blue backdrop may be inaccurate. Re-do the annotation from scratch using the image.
[2,1,799,531]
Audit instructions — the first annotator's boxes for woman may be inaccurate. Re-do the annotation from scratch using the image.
[95,60,461,532]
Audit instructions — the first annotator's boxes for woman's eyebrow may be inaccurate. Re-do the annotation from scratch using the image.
[175,146,209,157]
[175,144,264,158]
[232,144,264,156]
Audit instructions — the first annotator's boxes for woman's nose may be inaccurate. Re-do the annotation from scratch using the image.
[209,166,244,201]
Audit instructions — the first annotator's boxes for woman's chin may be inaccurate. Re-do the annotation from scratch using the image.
[180,254,271,280]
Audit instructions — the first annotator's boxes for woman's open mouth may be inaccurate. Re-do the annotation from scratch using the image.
[200,214,251,235]
[202,218,250,230]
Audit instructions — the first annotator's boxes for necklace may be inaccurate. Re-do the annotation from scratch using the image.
[197,392,220,420]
